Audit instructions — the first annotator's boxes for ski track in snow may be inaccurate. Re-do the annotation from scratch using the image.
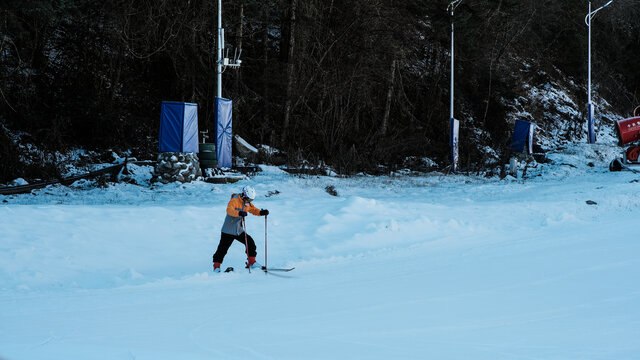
[1,143,640,359]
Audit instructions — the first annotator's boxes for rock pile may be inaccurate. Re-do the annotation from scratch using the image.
[152,152,202,184]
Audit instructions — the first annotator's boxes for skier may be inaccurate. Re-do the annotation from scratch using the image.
[213,186,269,272]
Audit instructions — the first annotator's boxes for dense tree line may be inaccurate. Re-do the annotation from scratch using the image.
[1,0,639,180]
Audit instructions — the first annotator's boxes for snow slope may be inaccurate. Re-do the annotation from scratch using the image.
[1,143,639,360]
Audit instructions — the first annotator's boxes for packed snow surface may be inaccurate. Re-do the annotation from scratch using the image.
[1,143,639,359]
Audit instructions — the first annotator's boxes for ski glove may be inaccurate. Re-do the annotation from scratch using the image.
[238,210,248,217]
[260,209,269,216]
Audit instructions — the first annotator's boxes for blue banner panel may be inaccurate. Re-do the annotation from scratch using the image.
[159,101,199,153]
[159,102,184,152]
[450,118,459,172]
[587,103,596,144]
[510,119,535,154]
[182,103,199,153]
[216,97,233,168]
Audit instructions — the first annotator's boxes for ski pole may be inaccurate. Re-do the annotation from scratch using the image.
[242,216,251,273]
[264,215,268,273]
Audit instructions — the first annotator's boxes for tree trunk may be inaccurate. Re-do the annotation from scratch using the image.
[235,4,244,92]
[263,3,273,144]
[281,0,297,145]
[381,57,396,136]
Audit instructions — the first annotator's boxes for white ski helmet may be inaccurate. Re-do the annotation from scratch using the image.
[242,186,257,201]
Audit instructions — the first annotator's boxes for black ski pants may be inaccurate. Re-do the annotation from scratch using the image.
[213,232,257,263]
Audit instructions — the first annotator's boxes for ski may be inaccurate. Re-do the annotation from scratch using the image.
[224,267,234,273]
[261,266,295,272]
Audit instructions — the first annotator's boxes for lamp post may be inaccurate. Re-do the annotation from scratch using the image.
[585,0,614,144]
[217,0,223,98]
[215,0,242,169]
[448,0,462,172]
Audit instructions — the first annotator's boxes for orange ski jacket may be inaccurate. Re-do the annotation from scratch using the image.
[221,193,262,235]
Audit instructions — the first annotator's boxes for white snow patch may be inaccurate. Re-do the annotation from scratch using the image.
[1,147,639,359]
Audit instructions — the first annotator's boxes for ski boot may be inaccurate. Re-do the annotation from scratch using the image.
[245,257,262,270]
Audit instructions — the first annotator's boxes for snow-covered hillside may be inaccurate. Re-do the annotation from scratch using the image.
[1,142,639,360]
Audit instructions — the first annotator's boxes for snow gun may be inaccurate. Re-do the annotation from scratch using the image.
[610,106,640,172]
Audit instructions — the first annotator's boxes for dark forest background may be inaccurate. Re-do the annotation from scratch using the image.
[1,0,639,181]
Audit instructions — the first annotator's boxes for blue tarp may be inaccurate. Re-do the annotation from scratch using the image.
[159,102,199,153]
[510,120,535,154]
[216,97,233,168]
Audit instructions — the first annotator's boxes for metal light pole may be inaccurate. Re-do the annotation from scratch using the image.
[215,0,242,169]
[448,0,462,172]
[217,0,224,98]
[585,0,614,144]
